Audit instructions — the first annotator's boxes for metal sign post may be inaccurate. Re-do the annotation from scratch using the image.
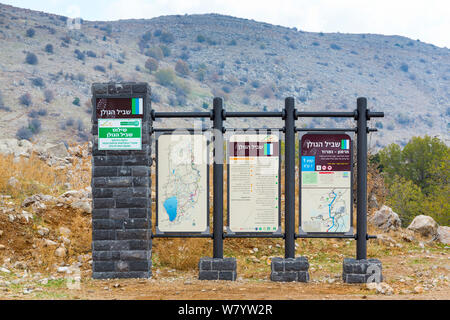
[91,82,385,283]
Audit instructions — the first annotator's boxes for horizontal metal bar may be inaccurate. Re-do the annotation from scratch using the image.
[224,233,284,238]
[368,111,384,118]
[224,127,284,132]
[153,111,211,119]
[296,111,356,118]
[225,111,283,118]
[296,127,357,132]
[295,234,357,239]
[152,128,210,132]
[151,234,213,239]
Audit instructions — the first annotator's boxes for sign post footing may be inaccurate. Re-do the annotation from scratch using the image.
[198,257,237,281]
[270,257,310,282]
[342,258,383,283]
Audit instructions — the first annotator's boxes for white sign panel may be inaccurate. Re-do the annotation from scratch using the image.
[228,134,280,233]
[157,134,208,233]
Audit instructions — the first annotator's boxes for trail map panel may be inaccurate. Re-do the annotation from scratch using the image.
[157,134,208,233]
[228,134,280,233]
[300,133,352,233]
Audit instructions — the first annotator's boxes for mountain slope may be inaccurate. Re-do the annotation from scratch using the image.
[0,3,448,148]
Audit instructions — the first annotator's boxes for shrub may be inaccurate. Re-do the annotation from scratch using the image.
[72,97,80,106]
[28,110,39,118]
[175,60,190,77]
[145,57,158,73]
[222,85,231,94]
[76,119,84,131]
[179,51,189,61]
[153,29,162,37]
[242,96,250,105]
[31,77,45,88]
[251,80,260,88]
[28,118,42,134]
[196,35,206,43]
[25,52,38,65]
[94,65,106,73]
[330,43,342,50]
[155,69,175,86]
[311,41,320,46]
[228,39,237,46]
[66,118,74,126]
[151,92,161,103]
[400,63,409,72]
[74,49,85,61]
[160,31,174,44]
[86,50,96,58]
[202,102,208,109]
[19,93,32,106]
[145,46,163,60]
[44,43,53,53]
[160,45,171,57]
[37,108,47,116]
[26,28,35,37]
[141,30,152,42]
[16,127,33,140]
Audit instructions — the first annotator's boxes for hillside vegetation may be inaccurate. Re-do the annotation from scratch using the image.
[0,3,449,148]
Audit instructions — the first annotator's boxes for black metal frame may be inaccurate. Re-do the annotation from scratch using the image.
[225,129,283,237]
[150,96,384,262]
[154,131,211,237]
[297,131,354,238]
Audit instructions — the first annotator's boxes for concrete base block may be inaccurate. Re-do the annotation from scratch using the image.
[342,258,383,283]
[198,257,237,281]
[270,257,309,282]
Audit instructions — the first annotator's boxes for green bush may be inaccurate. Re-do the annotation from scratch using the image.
[377,136,449,225]
[155,69,175,86]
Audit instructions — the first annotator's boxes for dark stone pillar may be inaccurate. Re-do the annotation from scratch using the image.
[91,82,152,279]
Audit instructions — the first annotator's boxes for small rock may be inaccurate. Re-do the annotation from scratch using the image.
[0,245,5,250]
[37,226,50,237]
[44,239,57,246]
[0,230,3,237]
[55,247,67,258]
[413,285,424,294]
[59,227,71,237]
[57,266,69,273]
[7,177,19,188]
[366,282,393,295]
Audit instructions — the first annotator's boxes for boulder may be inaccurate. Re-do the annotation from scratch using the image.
[0,139,33,158]
[437,226,450,244]
[70,200,92,214]
[36,142,69,159]
[369,205,401,231]
[407,215,439,238]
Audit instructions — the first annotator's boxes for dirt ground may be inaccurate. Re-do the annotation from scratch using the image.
[0,242,448,300]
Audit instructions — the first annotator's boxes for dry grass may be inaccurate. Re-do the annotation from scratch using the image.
[0,143,91,203]
[153,238,210,270]
[0,153,66,201]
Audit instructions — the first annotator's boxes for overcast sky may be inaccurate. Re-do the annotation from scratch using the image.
[2,0,449,48]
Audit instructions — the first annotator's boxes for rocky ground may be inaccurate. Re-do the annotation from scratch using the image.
[0,139,448,300]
